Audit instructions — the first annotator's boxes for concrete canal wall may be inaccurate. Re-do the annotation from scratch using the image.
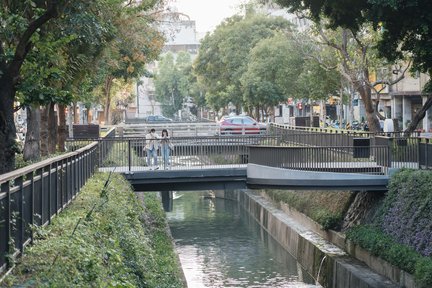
[215,190,408,288]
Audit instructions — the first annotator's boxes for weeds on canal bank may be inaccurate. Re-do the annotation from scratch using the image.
[264,190,354,230]
[346,169,432,288]
[2,173,184,288]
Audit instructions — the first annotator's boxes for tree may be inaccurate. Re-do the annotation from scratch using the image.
[0,1,64,173]
[305,23,408,132]
[274,0,432,133]
[241,33,304,119]
[154,52,192,117]
[194,13,292,113]
[0,0,166,172]
[94,5,164,124]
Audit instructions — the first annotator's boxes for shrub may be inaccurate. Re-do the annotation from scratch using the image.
[346,225,432,287]
[415,258,432,288]
[3,173,183,287]
[376,169,432,257]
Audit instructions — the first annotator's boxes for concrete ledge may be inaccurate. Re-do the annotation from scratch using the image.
[229,190,399,288]
[247,164,389,190]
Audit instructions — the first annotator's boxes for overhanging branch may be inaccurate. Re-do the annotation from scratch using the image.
[8,0,60,79]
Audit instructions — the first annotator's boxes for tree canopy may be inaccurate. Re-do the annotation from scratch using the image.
[274,0,432,75]
[0,0,166,173]
[194,13,292,113]
[154,52,197,117]
[241,33,304,115]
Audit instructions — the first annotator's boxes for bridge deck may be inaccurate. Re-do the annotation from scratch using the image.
[99,161,402,191]
[99,164,246,173]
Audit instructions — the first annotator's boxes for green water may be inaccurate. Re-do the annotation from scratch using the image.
[166,192,320,288]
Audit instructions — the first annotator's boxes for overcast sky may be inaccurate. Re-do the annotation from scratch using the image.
[172,0,247,33]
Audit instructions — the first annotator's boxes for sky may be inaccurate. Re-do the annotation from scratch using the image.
[172,0,247,34]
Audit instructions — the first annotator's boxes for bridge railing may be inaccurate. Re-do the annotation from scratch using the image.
[117,122,220,137]
[269,123,372,147]
[249,145,419,175]
[0,142,99,274]
[95,135,280,171]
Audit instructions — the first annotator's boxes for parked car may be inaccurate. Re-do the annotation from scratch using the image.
[145,115,173,123]
[219,116,266,135]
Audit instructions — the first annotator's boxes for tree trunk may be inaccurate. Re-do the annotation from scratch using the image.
[58,104,67,152]
[73,102,79,124]
[48,102,57,154]
[104,76,114,125]
[40,106,49,157]
[23,105,41,162]
[0,79,17,173]
[405,96,432,136]
[356,81,380,132]
[342,191,383,231]
[86,107,92,124]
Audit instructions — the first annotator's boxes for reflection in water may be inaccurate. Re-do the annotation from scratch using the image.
[167,191,320,288]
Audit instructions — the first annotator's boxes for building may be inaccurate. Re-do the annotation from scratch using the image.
[132,9,200,120]
[389,71,431,131]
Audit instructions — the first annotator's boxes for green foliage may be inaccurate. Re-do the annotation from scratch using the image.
[264,190,353,230]
[345,169,432,287]
[3,173,183,287]
[375,169,432,257]
[154,52,194,117]
[295,55,341,101]
[275,0,432,76]
[241,33,304,112]
[346,225,432,287]
[194,13,292,111]
[415,258,432,288]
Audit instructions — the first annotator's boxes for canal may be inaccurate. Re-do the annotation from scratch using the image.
[166,191,320,288]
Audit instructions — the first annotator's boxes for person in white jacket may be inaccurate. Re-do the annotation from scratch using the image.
[145,128,159,170]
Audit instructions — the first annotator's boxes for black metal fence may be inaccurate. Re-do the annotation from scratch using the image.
[0,142,99,274]
[96,135,280,171]
[249,145,419,175]
[268,123,432,169]
[269,123,372,147]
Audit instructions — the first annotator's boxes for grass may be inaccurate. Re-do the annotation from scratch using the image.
[3,173,184,287]
[264,189,355,230]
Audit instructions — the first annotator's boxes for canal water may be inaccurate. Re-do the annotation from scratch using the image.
[166,191,320,288]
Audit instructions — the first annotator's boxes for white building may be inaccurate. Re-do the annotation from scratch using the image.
[133,9,200,120]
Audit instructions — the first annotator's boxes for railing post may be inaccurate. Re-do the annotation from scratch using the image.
[48,164,52,224]
[54,162,59,215]
[1,181,10,267]
[417,137,421,169]
[16,176,24,254]
[39,167,44,225]
[27,171,35,243]
[128,139,132,172]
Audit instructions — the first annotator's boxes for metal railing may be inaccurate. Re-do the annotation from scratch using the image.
[117,122,220,137]
[0,142,99,274]
[419,138,432,168]
[96,135,280,171]
[249,145,419,175]
[269,123,372,147]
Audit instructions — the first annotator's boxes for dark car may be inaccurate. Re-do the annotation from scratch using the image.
[219,116,266,135]
[145,115,173,123]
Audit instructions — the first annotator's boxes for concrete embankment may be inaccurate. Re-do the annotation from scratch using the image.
[215,190,399,288]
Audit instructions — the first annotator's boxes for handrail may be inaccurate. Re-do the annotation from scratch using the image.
[0,138,100,274]
[0,142,98,184]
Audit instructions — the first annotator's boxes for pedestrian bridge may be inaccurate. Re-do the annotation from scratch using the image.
[93,135,420,191]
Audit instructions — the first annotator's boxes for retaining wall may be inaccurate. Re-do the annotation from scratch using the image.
[215,190,400,288]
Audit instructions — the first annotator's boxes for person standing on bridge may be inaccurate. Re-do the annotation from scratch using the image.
[145,128,159,170]
[160,129,173,170]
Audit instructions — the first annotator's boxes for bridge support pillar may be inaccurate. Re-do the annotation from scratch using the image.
[161,191,173,212]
